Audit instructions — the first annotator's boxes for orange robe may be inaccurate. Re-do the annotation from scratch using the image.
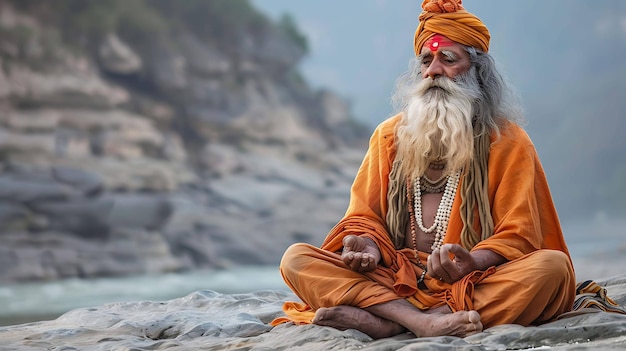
[272,115,575,328]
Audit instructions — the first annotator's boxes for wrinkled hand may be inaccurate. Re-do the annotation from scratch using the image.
[427,244,477,284]
[342,235,381,273]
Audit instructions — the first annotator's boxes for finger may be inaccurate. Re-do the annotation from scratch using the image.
[353,252,363,262]
[343,235,356,251]
[446,243,471,260]
[358,252,370,264]
[437,246,456,282]
[365,254,377,271]
[346,252,359,271]
[369,254,377,266]
[353,253,370,272]
[439,245,458,277]
[360,257,370,271]
[430,248,452,282]
[354,260,369,273]
[427,254,434,274]
[428,249,443,279]
[341,244,355,266]
[349,259,361,272]
[342,251,354,269]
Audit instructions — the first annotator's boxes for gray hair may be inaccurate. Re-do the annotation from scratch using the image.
[391,46,525,132]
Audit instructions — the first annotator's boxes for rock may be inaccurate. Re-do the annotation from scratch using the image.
[105,193,172,230]
[161,133,187,162]
[1,109,60,132]
[90,158,195,191]
[143,45,189,92]
[128,95,175,125]
[0,175,78,203]
[101,228,183,274]
[30,198,113,238]
[98,33,142,75]
[0,202,46,231]
[52,165,104,196]
[0,202,25,222]
[0,228,183,282]
[178,33,231,75]
[0,58,10,98]
[5,64,129,108]
[239,25,305,74]
[0,128,56,156]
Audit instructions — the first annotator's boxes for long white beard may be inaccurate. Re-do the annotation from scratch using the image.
[394,70,481,180]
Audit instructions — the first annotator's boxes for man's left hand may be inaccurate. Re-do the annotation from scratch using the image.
[427,244,476,284]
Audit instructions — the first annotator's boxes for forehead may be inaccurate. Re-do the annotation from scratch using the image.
[420,34,466,56]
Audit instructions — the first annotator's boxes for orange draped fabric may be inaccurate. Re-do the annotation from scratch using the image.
[271,115,575,328]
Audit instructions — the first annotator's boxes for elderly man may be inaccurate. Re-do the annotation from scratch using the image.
[271,0,575,339]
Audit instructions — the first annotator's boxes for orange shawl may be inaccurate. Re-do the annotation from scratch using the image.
[321,114,571,297]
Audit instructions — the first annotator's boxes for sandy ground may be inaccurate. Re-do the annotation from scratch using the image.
[0,274,625,351]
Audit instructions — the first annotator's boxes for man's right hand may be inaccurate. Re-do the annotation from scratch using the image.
[341,235,381,273]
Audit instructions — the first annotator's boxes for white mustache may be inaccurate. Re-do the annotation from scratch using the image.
[415,69,482,102]
[416,77,456,98]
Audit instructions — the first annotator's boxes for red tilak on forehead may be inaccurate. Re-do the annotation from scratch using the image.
[425,34,455,52]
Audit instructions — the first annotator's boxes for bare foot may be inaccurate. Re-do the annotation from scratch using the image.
[406,310,482,338]
[313,301,482,339]
[363,299,482,338]
[313,305,406,339]
[424,304,453,314]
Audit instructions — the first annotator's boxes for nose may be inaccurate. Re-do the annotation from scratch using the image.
[423,58,444,80]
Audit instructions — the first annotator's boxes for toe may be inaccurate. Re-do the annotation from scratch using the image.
[468,310,481,323]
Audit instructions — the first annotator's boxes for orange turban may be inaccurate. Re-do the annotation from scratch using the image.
[414,0,490,55]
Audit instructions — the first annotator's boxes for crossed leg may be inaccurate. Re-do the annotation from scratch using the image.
[313,299,482,339]
[280,242,483,339]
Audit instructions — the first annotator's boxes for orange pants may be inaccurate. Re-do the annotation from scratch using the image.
[275,243,575,328]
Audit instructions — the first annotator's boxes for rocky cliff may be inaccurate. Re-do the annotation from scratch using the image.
[0,0,370,282]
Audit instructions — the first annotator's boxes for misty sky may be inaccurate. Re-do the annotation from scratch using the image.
[252,0,626,127]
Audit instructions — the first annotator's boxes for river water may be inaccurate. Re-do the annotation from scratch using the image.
[0,266,288,326]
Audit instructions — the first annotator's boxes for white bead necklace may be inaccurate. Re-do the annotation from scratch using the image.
[413,171,460,251]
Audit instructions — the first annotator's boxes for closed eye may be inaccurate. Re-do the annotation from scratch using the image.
[440,50,458,64]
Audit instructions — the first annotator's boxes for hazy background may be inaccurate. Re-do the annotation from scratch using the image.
[1,0,625,325]
[253,0,626,224]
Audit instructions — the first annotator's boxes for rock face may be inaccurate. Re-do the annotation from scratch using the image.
[0,1,370,282]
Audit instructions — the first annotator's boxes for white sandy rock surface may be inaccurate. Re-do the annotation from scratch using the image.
[1,274,625,351]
